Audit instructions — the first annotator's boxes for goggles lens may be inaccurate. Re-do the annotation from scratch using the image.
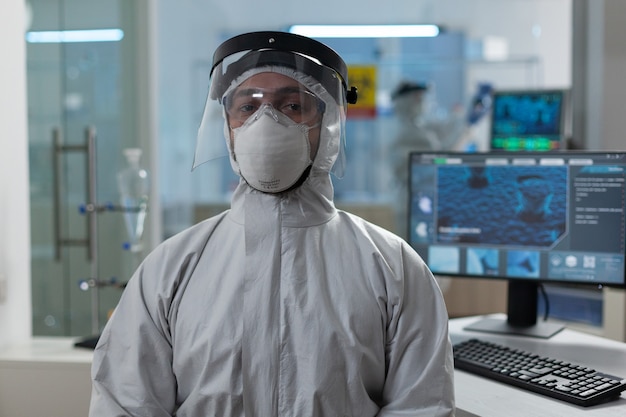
[224,87,325,125]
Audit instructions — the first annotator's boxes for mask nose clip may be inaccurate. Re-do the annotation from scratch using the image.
[254,103,280,122]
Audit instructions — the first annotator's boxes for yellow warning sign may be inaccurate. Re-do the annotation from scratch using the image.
[347,65,377,118]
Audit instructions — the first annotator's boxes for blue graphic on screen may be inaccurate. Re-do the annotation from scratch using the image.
[507,250,540,278]
[434,165,567,247]
[467,248,499,276]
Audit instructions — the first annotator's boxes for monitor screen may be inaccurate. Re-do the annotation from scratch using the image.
[489,89,568,151]
[408,150,626,337]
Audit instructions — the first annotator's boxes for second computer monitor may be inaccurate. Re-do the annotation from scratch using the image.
[489,89,569,151]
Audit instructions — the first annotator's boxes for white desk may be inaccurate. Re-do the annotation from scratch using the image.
[0,337,93,417]
[450,315,626,417]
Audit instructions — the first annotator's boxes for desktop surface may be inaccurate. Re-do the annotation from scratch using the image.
[0,337,93,417]
[450,314,626,416]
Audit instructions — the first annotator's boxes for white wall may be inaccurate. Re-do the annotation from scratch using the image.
[0,0,32,346]
[600,0,626,151]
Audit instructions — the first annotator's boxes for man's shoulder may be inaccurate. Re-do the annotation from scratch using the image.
[337,209,402,240]
[150,210,231,256]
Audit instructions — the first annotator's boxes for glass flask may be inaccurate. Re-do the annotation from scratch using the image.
[117,148,150,252]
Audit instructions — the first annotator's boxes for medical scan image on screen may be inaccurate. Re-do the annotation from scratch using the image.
[408,151,626,287]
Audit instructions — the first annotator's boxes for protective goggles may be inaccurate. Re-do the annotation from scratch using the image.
[223,86,326,126]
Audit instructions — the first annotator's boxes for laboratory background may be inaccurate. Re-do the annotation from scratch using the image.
[1,0,626,414]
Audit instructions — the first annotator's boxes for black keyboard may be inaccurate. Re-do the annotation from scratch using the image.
[453,338,626,407]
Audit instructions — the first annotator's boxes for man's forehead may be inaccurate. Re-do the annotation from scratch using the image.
[237,72,302,89]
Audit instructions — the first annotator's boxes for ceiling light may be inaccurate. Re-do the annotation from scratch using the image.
[26,29,124,43]
[288,24,440,38]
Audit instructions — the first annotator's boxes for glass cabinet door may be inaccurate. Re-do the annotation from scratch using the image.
[27,0,151,337]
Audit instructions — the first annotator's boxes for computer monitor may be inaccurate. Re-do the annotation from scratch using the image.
[489,89,569,151]
[408,150,626,338]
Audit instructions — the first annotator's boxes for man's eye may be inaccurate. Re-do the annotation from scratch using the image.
[281,103,302,113]
[239,104,256,113]
[232,102,259,117]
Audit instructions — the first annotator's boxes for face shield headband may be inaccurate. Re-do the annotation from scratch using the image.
[209,31,357,105]
[193,31,358,178]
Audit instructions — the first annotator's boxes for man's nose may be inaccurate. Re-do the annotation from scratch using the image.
[256,103,280,121]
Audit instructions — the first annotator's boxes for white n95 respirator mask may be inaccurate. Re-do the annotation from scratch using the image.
[231,105,314,193]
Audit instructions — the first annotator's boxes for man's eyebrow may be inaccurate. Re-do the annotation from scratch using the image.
[276,86,305,94]
[231,88,262,98]
[231,86,306,98]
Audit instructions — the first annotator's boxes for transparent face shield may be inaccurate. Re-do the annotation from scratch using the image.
[193,32,357,179]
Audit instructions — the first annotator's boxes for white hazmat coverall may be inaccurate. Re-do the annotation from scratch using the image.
[89,66,455,417]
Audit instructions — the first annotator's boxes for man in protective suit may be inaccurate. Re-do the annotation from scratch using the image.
[89,31,455,417]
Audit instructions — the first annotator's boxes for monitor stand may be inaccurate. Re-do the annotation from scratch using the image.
[464,281,565,339]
